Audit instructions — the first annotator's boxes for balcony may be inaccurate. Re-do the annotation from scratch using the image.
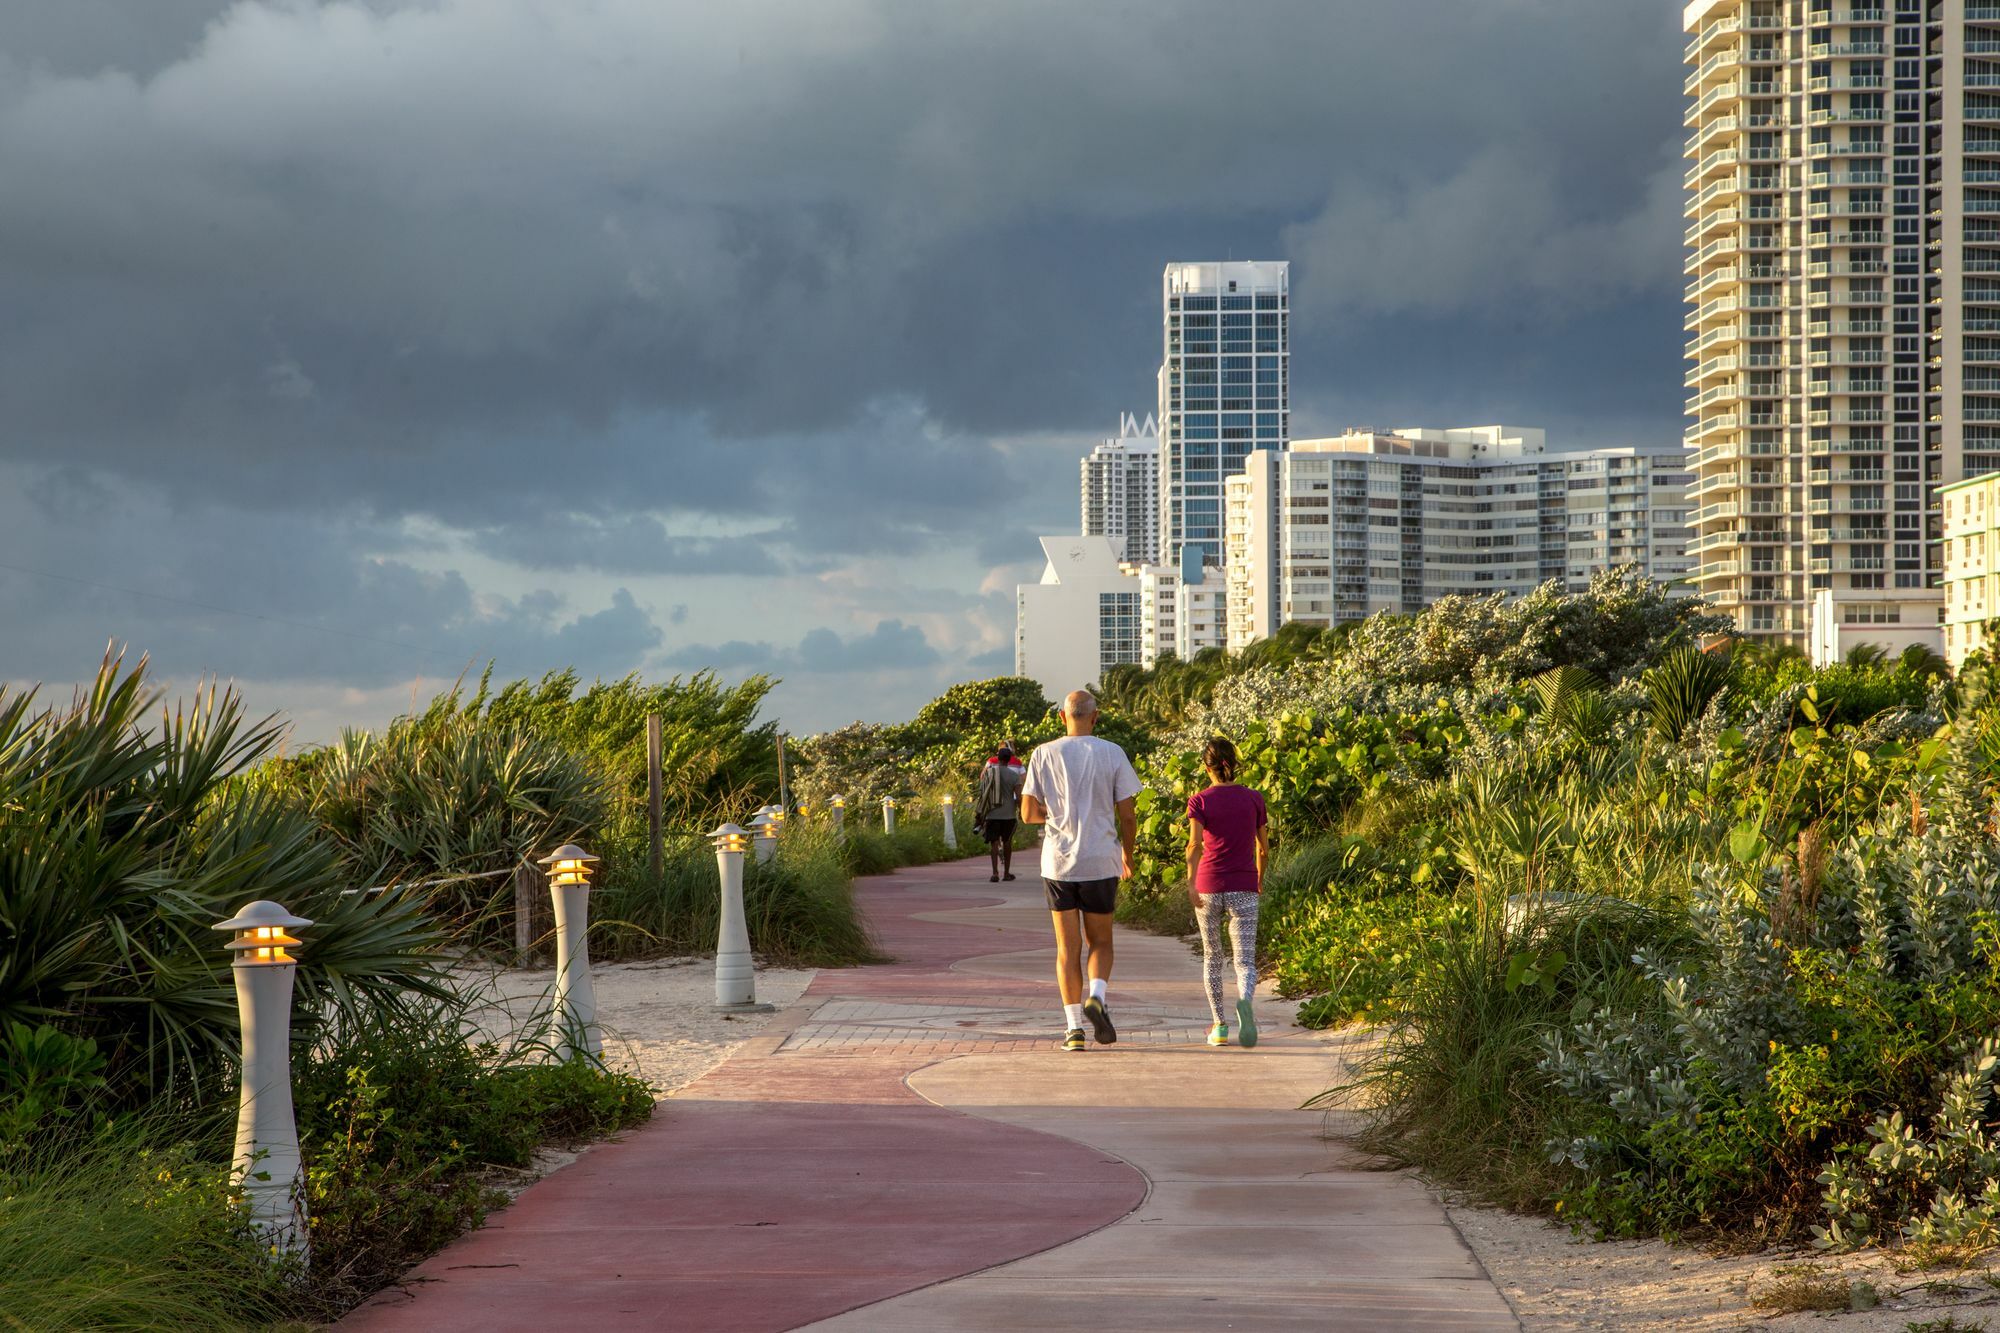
[1685,50,1743,98]
[1807,349,1887,366]
[1684,324,1744,359]
[1685,148,1742,188]
[1807,75,1887,93]
[1688,413,1743,440]
[1809,108,1886,125]
[1685,208,1742,247]
[1806,259,1886,276]
[1809,41,1887,58]
[1685,115,1741,157]
[1809,496,1888,513]
[1685,295,1743,329]
[1806,140,1887,158]
[1809,469,1887,484]
[1684,15,1742,64]
[1806,200,1886,218]
[1814,170,1888,187]
[1808,319,1888,335]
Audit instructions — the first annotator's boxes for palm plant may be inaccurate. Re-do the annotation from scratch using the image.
[1644,644,1734,742]
[0,654,448,1106]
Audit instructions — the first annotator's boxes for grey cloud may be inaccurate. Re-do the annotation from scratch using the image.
[0,0,1693,730]
[469,513,790,577]
[0,465,663,688]
[1281,151,1683,320]
[667,618,940,676]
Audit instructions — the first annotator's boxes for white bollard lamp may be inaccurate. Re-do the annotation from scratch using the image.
[830,794,846,831]
[538,843,602,1062]
[214,900,313,1261]
[749,810,779,864]
[882,795,898,835]
[941,792,958,850]
[711,823,774,1012]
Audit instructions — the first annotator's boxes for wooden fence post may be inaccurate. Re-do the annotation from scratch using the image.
[647,713,664,879]
[513,859,549,965]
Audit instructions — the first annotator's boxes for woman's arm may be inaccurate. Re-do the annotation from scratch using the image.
[1185,818,1205,907]
[1254,824,1270,890]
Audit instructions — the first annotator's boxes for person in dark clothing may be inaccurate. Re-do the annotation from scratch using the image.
[974,744,1025,882]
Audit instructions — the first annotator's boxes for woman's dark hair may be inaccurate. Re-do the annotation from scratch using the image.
[1202,736,1240,783]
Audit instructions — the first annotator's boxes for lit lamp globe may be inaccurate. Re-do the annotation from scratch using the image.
[213,899,314,1259]
[940,792,958,850]
[881,795,898,834]
[829,794,847,831]
[537,843,602,1062]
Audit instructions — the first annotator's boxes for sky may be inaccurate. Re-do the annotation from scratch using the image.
[0,0,1691,740]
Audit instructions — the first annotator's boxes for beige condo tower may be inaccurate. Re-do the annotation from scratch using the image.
[1680,0,1993,652]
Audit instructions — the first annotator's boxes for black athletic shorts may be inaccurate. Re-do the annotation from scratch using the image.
[1044,877,1118,915]
[982,817,1016,843]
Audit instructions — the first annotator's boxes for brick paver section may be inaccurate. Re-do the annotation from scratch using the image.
[341,859,1150,1333]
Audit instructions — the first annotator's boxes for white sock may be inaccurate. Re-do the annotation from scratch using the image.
[1064,1003,1085,1030]
[1088,977,1107,1003]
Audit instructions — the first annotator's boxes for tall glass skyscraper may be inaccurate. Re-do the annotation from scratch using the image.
[1158,261,1290,571]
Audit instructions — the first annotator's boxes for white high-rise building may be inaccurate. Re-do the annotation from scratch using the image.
[1158,261,1290,573]
[1222,427,1695,647]
[1681,0,1977,648]
[1081,434,1160,565]
[1014,536,1146,699]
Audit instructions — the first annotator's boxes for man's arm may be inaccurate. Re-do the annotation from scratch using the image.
[1022,792,1048,824]
[1116,795,1138,880]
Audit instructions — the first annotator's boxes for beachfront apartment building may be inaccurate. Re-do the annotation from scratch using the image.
[1942,470,2000,661]
[1081,434,1160,566]
[1680,0,1993,652]
[1221,427,1695,648]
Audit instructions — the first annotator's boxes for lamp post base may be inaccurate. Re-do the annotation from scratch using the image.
[716,1001,778,1014]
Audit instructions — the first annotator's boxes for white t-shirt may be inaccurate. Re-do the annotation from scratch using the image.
[1022,734,1142,882]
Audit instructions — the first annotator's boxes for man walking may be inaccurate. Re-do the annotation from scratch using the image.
[1021,690,1140,1052]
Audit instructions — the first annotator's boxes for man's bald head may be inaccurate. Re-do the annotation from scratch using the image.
[1061,690,1099,735]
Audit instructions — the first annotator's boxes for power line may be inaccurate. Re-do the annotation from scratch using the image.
[0,558,440,661]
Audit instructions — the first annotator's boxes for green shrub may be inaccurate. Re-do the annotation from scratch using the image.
[289,993,653,1319]
[271,707,607,933]
[1347,897,1687,1214]
[0,1122,286,1331]
[0,654,448,1108]
[593,821,884,967]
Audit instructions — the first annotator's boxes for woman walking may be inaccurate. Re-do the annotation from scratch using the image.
[1185,737,1268,1047]
[975,743,1026,883]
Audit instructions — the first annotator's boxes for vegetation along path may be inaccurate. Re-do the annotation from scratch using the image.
[342,858,1516,1331]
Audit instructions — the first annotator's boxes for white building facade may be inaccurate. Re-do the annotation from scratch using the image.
[1681,0,1982,649]
[1222,427,1695,648]
[1014,536,1147,700]
[1081,434,1160,565]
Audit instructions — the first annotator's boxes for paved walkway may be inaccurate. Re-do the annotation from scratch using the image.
[343,858,1516,1331]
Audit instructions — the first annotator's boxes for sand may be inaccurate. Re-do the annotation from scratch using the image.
[454,954,816,1096]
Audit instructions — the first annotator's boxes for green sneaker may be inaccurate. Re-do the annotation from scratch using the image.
[1236,998,1259,1049]
[1207,1023,1230,1047]
[1061,1028,1087,1051]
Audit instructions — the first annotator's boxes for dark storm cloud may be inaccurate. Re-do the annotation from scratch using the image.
[665,618,940,676]
[0,466,661,687]
[0,0,1691,725]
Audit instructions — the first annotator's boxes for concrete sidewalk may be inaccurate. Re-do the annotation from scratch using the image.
[343,858,1516,1331]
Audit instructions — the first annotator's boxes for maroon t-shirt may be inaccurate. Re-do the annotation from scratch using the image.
[1186,783,1267,894]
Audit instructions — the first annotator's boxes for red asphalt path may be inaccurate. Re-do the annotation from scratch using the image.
[341,859,1147,1332]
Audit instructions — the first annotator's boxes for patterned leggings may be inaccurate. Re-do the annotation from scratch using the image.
[1195,891,1259,1025]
